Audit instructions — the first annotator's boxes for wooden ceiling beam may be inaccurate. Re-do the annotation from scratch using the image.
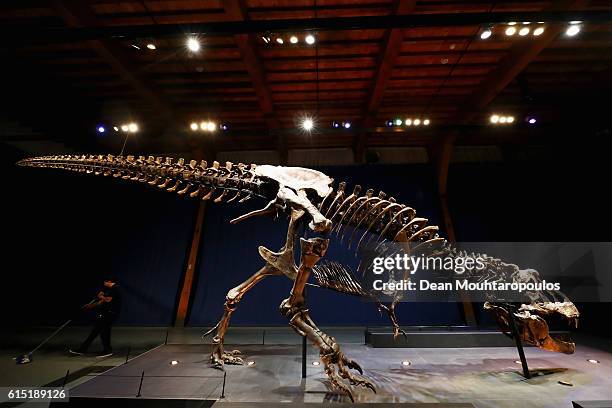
[51,0,173,119]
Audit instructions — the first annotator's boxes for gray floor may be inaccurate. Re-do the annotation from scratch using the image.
[2,327,612,407]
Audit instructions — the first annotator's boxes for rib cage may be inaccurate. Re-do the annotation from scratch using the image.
[17,154,268,203]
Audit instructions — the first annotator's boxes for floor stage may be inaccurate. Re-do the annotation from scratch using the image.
[69,341,612,408]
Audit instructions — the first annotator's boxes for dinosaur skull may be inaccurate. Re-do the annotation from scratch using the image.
[484,301,579,354]
[254,165,333,233]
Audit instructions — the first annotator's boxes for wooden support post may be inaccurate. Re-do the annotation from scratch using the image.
[175,201,207,327]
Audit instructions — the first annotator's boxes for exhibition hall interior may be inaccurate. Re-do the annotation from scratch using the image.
[1,1,612,407]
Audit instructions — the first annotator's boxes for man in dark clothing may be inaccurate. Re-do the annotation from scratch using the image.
[70,277,122,358]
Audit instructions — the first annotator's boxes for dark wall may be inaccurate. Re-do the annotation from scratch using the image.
[2,146,197,327]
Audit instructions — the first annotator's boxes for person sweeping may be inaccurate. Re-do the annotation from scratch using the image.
[70,276,122,358]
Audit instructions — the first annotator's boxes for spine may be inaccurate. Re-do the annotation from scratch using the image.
[17,154,266,203]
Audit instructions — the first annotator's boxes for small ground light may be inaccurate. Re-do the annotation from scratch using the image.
[305,34,315,45]
[171,360,179,365]
[533,26,545,36]
[505,26,517,36]
[480,28,492,40]
[312,361,320,366]
[187,37,200,52]
[401,360,411,366]
[423,119,430,125]
[519,27,530,36]
[97,126,105,133]
[302,118,314,131]
[290,36,298,44]
[146,43,156,50]
[190,123,198,131]
[247,361,256,366]
[587,359,600,364]
[343,121,351,129]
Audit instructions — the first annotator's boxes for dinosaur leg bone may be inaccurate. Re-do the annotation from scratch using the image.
[207,265,282,368]
[279,237,375,402]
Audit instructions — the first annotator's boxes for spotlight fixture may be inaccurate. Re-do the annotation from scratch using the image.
[565,24,581,37]
[386,120,394,127]
[113,126,119,132]
[332,121,340,128]
[170,360,179,365]
[187,37,200,52]
[413,118,421,126]
[312,361,321,366]
[343,121,351,129]
[405,119,412,126]
[394,119,403,126]
[146,43,156,50]
[276,37,284,44]
[506,116,515,123]
[480,28,492,40]
[220,123,228,131]
[206,121,217,132]
[508,22,517,26]
[128,123,138,133]
[247,361,256,366]
[490,114,500,124]
[200,121,207,131]
[527,117,537,124]
[587,359,600,364]
[533,26,545,36]
[490,114,514,125]
[519,27,530,36]
[505,26,517,36]
[97,126,105,133]
[262,36,271,44]
[130,44,141,50]
[302,118,314,131]
[423,119,430,126]
[305,34,316,45]
[401,360,411,367]
[290,35,298,44]
[190,122,198,131]
[499,116,507,124]
[121,125,129,132]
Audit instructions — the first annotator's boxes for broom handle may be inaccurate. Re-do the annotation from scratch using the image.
[29,319,73,354]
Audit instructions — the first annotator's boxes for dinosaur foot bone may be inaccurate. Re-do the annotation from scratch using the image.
[210,340,243,369]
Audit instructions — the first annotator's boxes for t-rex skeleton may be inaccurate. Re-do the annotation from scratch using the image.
[17,154,579,401]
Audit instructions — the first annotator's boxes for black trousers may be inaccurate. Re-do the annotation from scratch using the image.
[80,313,116,352]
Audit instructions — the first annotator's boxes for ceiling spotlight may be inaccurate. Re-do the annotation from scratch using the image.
[401,360,411,366]
[332,121,340,128]
[113,126,119,132]
[505,26,517,36]
[394,119,403,126]
[343,121,351,129]
[146,43,156,50]
[221,123,228,131]
[200,121,207,130]
[170,360,179,365]
[508,22,517,26]
[490,114,500,124]
[519,27,530,36]
[566,24,581,37]
[262,36,271,44]
[130,44,141,50]
[312,361,321,366]
[506,116,515,123]
[528,117,537,124]
[405,119,412,126]
[247,361,256,366]
[533,26,545,36]
[97,126,105,133]
[480,28,492,40]
[413,118,421,126]
[499,116,507,124]
[190,122,198,131]
[423,119,430,126]
[276,37,284,44]
[128,123,138,132]
[570,21,582,24]
[187,37,200,52]
[290,35,298,44]
[386,120,393,127]
[207,121,216,132]
[305,34,316,45]
[302,118,314,131]
[121,125,129,132]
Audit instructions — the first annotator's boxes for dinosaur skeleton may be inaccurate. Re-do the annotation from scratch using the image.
[17,154,579,401]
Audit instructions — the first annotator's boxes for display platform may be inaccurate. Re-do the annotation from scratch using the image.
[62,341,612,407]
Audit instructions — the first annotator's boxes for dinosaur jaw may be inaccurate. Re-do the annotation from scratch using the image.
[485,301,579,354]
